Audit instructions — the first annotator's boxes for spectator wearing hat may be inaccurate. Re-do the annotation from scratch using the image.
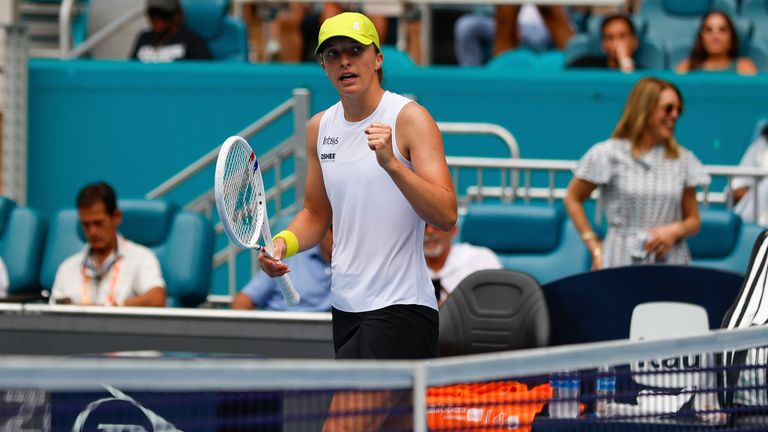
[129,0,213,62]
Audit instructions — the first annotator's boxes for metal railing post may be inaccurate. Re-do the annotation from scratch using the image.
[59,0,74,57]
[412,363,428,432]
[2,24,28,204]
[292,88,310,204]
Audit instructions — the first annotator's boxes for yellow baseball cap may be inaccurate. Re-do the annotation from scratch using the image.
[315,12,380,55]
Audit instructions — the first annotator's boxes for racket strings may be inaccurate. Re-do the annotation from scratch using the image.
[222,143,264,246]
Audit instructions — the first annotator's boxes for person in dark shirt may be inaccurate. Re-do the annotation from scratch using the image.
[129,0,213,62]
[567,14,639,73]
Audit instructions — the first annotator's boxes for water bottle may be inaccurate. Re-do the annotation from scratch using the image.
[550,369,580,418]
[595,365,616,418]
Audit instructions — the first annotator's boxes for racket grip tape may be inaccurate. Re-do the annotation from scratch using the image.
[277,275,300,305]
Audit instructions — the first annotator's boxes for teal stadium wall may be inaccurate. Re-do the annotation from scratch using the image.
[28,59,768,294]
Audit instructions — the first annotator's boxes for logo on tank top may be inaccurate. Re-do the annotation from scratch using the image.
[322,136,339,146]
[320,152,336,162]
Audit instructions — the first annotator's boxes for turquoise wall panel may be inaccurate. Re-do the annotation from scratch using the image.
[27,59,768,295]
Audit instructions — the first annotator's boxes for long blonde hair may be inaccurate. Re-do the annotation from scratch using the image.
[611,77,683,159]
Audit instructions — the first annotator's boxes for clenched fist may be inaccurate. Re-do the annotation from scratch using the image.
[365,122,396,169]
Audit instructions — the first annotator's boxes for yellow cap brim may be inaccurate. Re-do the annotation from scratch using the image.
[316,35,376,56]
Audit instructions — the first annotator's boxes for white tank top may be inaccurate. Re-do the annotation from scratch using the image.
[318,91,437,312]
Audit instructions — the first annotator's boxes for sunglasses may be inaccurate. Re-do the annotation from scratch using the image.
[662,103,683,116]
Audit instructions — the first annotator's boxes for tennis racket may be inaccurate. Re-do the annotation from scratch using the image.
[214,136,300,305]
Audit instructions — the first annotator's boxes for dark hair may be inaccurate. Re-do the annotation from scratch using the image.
[76,181,118,215]
[601,14,636,38]
[688,11,739,71]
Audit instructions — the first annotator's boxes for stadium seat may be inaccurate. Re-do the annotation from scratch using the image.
[629,302,710,387]
[640,0,738,52]
[0,197,47,298]
[628,301,722,417]
[747,40,768,72]
[438,269,550,356]
[689,208,764,274]
[39,199,215,307]
[741,0,768,48]
[485,48,539,71]
[486,48,566,71]
[180,0,248,61]
[460,203,590,285]
[381,45,417,70]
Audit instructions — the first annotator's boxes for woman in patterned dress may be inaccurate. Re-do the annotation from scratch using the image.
[564,77,710,269]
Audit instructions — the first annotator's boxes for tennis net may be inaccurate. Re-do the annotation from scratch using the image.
[1,324,767,431]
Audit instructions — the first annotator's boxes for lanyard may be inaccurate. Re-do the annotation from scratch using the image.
[80,256,122,306]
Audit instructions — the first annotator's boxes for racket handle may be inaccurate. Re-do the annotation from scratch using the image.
[258,246,301,305]
[277,275,300,305]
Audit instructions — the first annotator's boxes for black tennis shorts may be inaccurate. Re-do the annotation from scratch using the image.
[332,304,438,360]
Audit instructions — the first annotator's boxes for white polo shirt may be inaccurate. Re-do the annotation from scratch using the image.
[430,243,503,304]
[49,234,165,306]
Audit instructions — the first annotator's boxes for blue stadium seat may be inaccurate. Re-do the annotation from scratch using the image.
[741,0,768,47]
[485,48,539,71]
[0,197,46,297]
[747,39,768,72]
[486,48,566,71]
[381,45,417,70]
[180,0,248,61]
[39,199,215,307]
[460,203,590,285]
[640,0,738,52]
[689,208,765,274]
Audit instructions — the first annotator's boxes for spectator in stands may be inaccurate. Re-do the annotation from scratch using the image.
[129,0,213,62]
[424,223,501,307]
[453,6,494,66]
[49,182,166,307]
[731,124,768,225]
[455,5,573,66]
[493,5,574,56]
[675,11,757,75]
[564,77,709,269]
[566,14,640,73]
[231,228,332,311]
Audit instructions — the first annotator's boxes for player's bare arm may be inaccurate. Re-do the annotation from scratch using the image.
[367,102,456,230]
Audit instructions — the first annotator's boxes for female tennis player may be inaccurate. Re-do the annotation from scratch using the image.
[260,13,456,427]
[260,11,456,360]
